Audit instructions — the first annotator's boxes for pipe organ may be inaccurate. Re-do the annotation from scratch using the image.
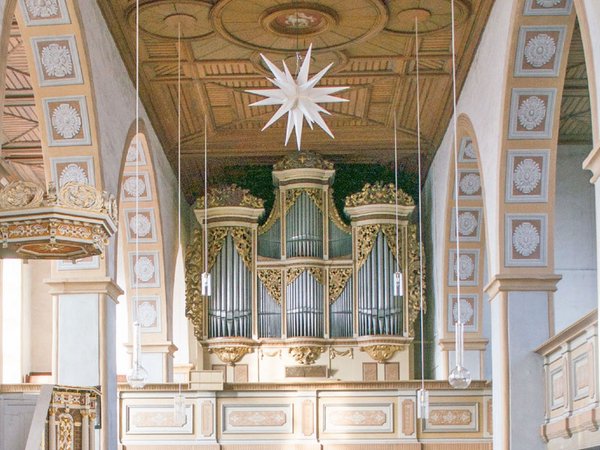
[186,152,424,382]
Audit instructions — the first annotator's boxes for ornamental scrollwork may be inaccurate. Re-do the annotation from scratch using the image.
[356,224,381,269]
[258,201,280,235]
[196,184,264,209]
[344,182,414,208]
[58,182,104,211]
[328,268,352,304]
[289,346,325,365]
[285,188,323,212]
[361,344,405,363]
[286,267,324,286]
[231,226,253,269]
[257,269,282,304]
[0,181,44,209]
[185,229,205,340]
[407,224,426,335]
[208,346,253,365]
[328,193,351,233]
[273,150,333,171]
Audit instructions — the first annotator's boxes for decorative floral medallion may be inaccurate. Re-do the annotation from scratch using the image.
[137,301,158,328]
[41,43,72,77]
[126,143,139,163]
[129,213,151,238]
[26,0,59,18]
[514,158,541,194]
[123,176,147,198]
[455,254,475,281]
[513,222,540,256]
[452,298,474,325]
[134,256,155,282]
[463,141,477,159]
[59,163,88,186]
[459,173,481,195]
[51,103,81,139]
[536,0,561,6]
[517,96,546,130]
[524,34,556,68]
[457,211,478,236]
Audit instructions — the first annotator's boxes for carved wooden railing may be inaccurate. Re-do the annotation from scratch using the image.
[536,310,599,446]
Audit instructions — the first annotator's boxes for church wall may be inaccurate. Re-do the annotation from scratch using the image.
[74,0,190,303]
[425,0,518,378]
[554,143,597,332]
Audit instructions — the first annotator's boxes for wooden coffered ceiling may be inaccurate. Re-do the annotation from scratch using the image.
[98,0,494,198]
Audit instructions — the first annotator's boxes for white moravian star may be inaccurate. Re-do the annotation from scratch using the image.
[246,44,348,150]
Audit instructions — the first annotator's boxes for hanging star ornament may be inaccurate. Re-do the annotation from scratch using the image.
[246,44,348,150]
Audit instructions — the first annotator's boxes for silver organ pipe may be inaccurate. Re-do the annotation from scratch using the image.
[358,232,403,336]
[329,279,353,337]
[286,271,324,337]
[257,279,281,338]
[258,218,281,259]
[285,193,323,258]
[328,219,352,258]
[208,234,252,338]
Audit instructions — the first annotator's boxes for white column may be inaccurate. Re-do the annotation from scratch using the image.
[485,275,561,450]
[45,278,123,450]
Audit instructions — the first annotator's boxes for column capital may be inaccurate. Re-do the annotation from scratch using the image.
[44,277,123,302]
[484,273,562,299]
[582,143,600,183]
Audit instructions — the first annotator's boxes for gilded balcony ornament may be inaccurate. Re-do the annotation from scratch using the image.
[257,269,282,304]
[289,346,325,365]
[344,182,414,208]
[209,346,253,365]
[328,268,352,304]
[0,181,117,259]
[196,184,264,209]
[361,344,405,362]
[273,150,334,171]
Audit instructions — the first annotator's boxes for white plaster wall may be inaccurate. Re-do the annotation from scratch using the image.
[425,0,518,378]
[554,144,597,332]
[75,0,191,313]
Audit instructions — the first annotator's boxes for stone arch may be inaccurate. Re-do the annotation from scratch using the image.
[438,113,490,379]
[115,123,176,382]
[496,0,577,277]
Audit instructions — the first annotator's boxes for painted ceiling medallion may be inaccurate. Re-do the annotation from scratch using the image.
[385,0,471,35]
[126,0,213,40]
[247,45,348,150]
[513,222,540,256]
[211,0,387,52]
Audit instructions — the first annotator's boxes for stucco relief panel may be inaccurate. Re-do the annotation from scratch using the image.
[124,208,158,243]
[448,249,479,286]
[509,88,556,140]
[515,26,567,77]
[31,35,83,86]
[19,0,71,26]
[523,0,573,16]
[505,214,548,266]
[506,149,549,203]
[450,207,483,242]
[42,96,91,146]
[51,156,95,188]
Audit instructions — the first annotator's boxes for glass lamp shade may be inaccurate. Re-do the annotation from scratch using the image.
[173,394,186,425]
[201,272,211,296]
[448,364,472,389]
[417,388,429,419]
[126,363,148,389]
[393,271,403,297]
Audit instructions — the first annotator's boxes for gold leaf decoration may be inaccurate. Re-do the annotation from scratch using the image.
[257,269,282,304]
[285,189,303,212]
[356,224,381,269]
[273,150,334,171]
[231,226,253,269]
[328,193,351,233]
[258,201,280,235]
[344,182,414,208]
[207,227,228,271]
[289,346,325,365]
[196,184,264,209]
[286,267,305,286]
[380,224,401,263]
[185,229,205,340]
[407,224,426,335]
[208,346,253,365]
[361,344,405,362]
[329,268,352,304]
[308,267,324,284]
